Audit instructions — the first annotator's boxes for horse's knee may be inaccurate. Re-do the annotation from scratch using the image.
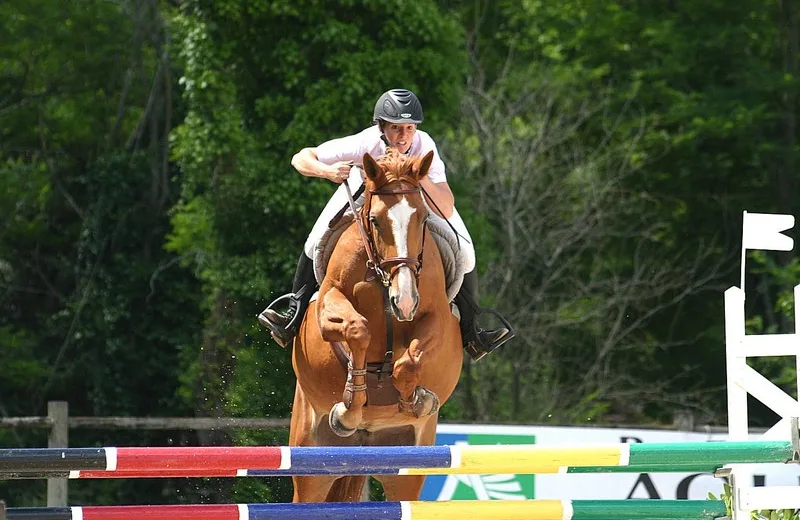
[344,316,370,347]
[393,340,422,381]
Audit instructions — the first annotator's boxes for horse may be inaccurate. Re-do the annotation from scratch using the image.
[288,148,463,503]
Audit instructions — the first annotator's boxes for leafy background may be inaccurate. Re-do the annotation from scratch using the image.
[1,0,798,505]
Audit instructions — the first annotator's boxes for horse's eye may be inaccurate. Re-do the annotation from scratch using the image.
[369,216,378,224]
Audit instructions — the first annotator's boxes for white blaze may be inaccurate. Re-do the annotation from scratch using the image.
[387,197,417,317]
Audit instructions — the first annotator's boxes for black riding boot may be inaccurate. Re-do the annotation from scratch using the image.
[258,252,317,348]
[454,270,515,361]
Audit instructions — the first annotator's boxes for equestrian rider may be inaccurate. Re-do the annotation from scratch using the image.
[258,88,514,361]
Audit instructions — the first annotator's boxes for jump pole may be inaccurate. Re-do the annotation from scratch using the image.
[0,441,793,478]
[4,499,728,520]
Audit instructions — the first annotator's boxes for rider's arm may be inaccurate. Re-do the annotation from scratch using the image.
[291,147,351,183]
[420,135,455,218]
[421,178,454,219]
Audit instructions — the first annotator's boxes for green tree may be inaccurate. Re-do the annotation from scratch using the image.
[438,0,800,424]
[0,0,205,506]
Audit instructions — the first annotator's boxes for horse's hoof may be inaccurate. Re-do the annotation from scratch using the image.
[402,386,440,418]
[328,403,357,437]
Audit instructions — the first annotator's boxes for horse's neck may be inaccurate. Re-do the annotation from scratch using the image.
[325,224,369,287]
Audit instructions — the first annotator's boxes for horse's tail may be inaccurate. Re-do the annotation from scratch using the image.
[326,476,368,502]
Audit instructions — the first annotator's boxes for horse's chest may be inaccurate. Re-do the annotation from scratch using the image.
[351,281,392,332]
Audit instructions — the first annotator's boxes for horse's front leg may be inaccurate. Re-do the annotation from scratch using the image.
[392,338,440,418]
[318,286,371,437]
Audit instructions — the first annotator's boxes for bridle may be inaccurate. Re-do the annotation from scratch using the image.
[361,184,428,287]
[333,163,463,403]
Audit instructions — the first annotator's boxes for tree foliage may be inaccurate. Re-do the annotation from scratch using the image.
[1,0,799,507]
[439,0,799,423]
[0,0,203,504]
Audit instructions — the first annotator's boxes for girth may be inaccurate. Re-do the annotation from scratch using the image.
[330,341,401,407]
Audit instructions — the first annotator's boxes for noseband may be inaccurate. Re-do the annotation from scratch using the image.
[361,184,428,287]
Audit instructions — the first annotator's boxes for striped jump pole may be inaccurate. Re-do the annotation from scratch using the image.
[0,462,740,480]
[4,499,729,520]
[0,441,794,479]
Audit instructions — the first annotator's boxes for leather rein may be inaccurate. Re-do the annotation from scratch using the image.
[343,177,428,383]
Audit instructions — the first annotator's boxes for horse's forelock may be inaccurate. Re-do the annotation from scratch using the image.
[363,151,423,223]
[373,148,421,188]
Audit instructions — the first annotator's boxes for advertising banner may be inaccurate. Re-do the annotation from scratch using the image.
[421,424,800,501]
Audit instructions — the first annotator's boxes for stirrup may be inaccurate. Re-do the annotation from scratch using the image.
[463,308,515,361]
[464,329,514,361]
[257,293,301,348]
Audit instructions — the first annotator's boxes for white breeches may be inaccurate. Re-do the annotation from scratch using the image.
[303,174,476,273]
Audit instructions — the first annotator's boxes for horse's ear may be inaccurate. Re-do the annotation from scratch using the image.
[363,153,381,182]
[415,150,435,181]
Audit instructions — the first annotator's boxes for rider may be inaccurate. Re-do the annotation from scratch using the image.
[258,88,514,361]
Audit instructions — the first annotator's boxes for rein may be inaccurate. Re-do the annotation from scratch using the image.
[343,175,428,384]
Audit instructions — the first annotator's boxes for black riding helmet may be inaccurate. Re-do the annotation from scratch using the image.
[373,89,424,124]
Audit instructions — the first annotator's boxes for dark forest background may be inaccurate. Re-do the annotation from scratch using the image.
[2,0,799,505]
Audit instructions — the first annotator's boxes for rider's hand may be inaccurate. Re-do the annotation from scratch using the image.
[325,162,353,184]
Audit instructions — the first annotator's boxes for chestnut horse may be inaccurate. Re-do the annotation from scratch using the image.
[288,149,463,502]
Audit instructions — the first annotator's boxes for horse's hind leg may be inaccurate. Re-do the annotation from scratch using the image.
[326,476,368,502]
[376,419,438,501]
[288,381,315,446]
[293,475,338,503]
[317,286,371,436]
[379,475,427,501]
[289,383,338,502]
